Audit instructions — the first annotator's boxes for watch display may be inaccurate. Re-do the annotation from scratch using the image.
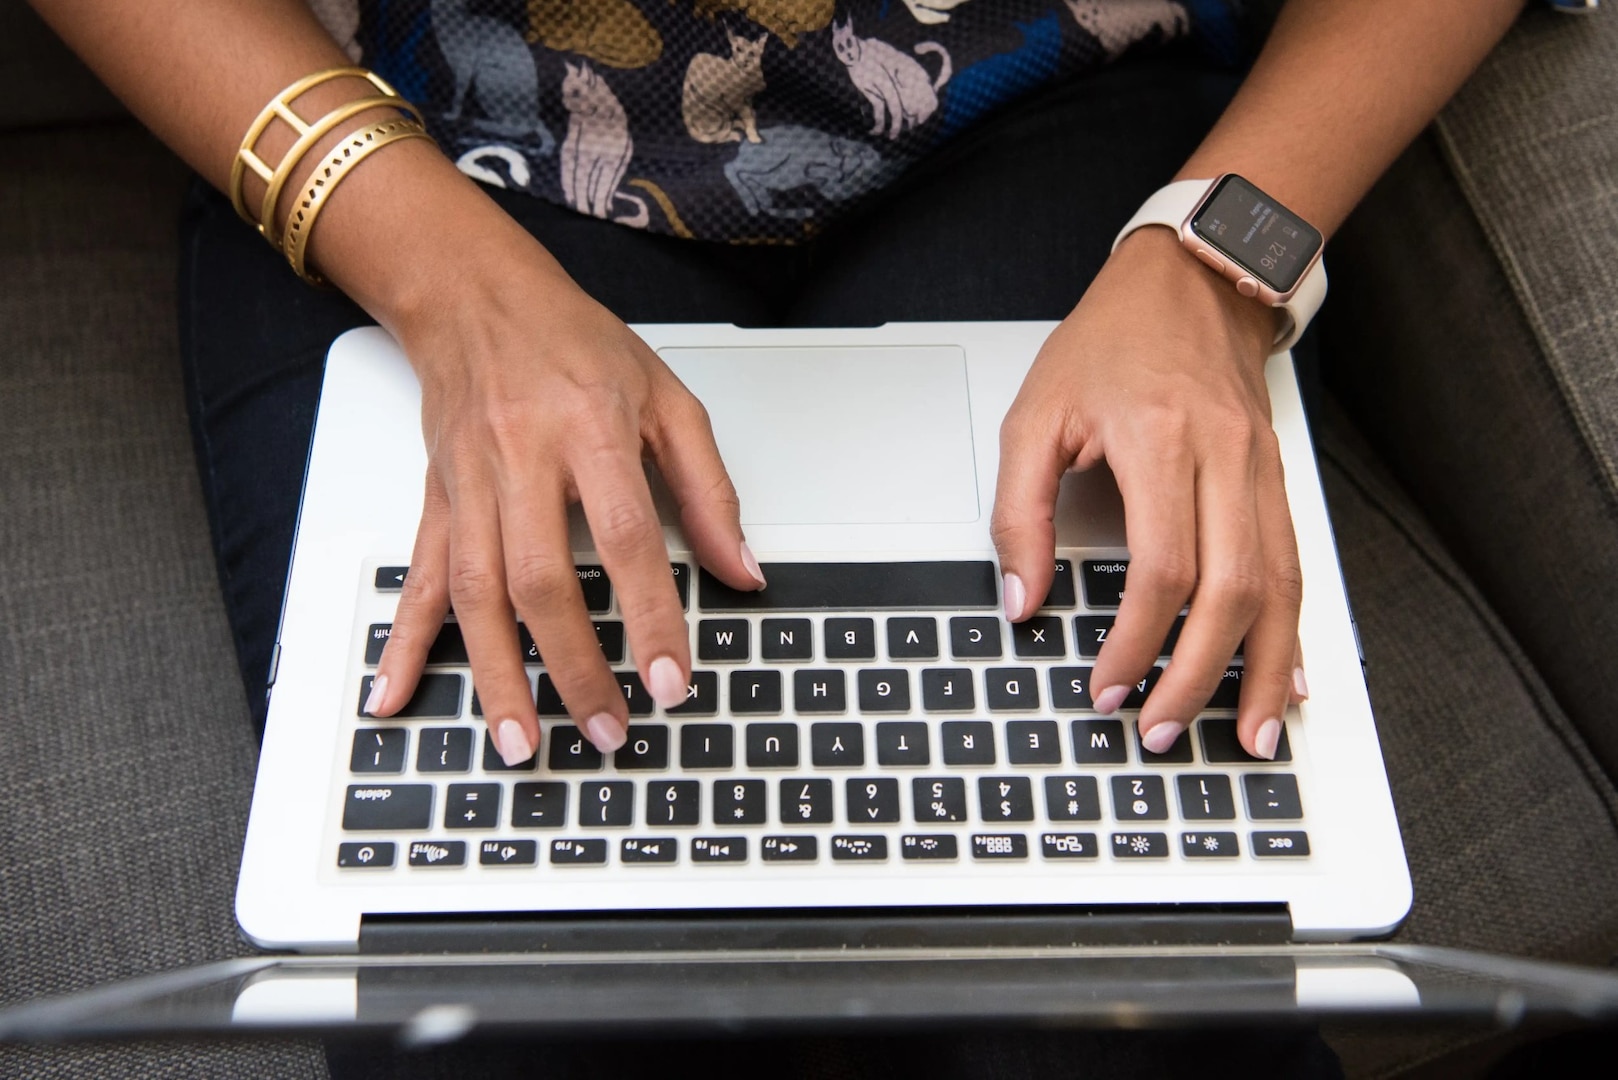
[1189,175,1323,295]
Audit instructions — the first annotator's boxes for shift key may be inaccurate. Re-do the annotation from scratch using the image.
[343,784,433,830]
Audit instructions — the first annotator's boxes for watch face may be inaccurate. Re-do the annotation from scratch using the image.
[1190,175,1323,294]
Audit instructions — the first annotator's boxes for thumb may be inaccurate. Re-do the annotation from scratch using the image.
[990,413,1067,622]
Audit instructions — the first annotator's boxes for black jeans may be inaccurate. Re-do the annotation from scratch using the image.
[180,58,1337,1078]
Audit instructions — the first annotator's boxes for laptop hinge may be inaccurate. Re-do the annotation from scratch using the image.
[358,904,1293,955]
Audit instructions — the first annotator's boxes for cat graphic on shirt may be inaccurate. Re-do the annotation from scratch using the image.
[432,0,556,156]
[1064,0,1190,60]
[560,61,648,228]
[683,28,769,144]
[831,17,951,141]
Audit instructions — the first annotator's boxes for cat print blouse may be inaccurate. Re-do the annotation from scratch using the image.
[305,1,1256,243]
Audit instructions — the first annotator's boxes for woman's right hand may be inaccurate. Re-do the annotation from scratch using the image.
[357,199,765,763]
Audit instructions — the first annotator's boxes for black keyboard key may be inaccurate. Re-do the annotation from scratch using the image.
[1041,832,1098,859]
[1182,831,1240,858]
[949,617,1002,659]
[615,725,670,770]
[920,668,975,712]
[343,784,432,831]
[358,674,462,718]
[700,561,998,611]
[579,780,635,827]
[1044,776,1102,821]
[857,669,911,713]
[1012,617,1065,659]
[1137,726,1193,764]
[481,839,538,866]
[337,841,395,868]
[1006,720,1061,765]
[782,778,833,824]
[575,565,612,613]
[825,617,876,660]
[481,730,537,772]
[876,722,930,766]
[647,780,700,826]
[1243,774,1303,820]
[761,618,813,661]
[534,674,567,717]
[985,667,1040,711]
[1111,832,1169,859]
[1070,719,1128,764]
[1043,560,1076,609]
[941,721,996,765]
[1208,666,1244,709]
[592,622,626,664]
[510,782,568,828]
[794,670,847,713]
[364,622,469,666]
[1072,618,1113,660]
[1123,667,1164,709]
[697,619,750,662]
[1177,775,1236,820]
[444,783,500,829]
[670,563,690,610]
[1081,560,1129,607]
[680,724,734,769]
[846,778,900,823]
[762,835,817,862]
[667,671,719,717]
[913,777,968,823]
[417,727,474,773]
[745,723,798,767]
[979,776,1035,822]
[692,837,747,863]
[1111,775,1168,821]
[351,728,407,773]
[810,721,863,766]
[1251,830,1310,857]
[365,623,392,665]
[408,840,466,867]
[731,671,783,714]
[1200,718,1292,763]
[1048,667,1095,711]
[546,729,603,772]
[551,838,608,865]
[622,837,678,864]
[831,835,888,862]
[375,566,409,590]
[615,672,656,717]
[901,834,958,860]
[887,617,939,659]
[716,778,767,825]
[972,834,1028,860]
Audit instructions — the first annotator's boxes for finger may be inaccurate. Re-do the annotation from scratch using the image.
[370,465,451,717]
[990,409,1068,623]
[573,422,691,713]
[1236,440,1304,760]
[501,473,628,755]
[444,475,540,768]
[1288,641,1309,705]
[1090,432,1197,715]
[648,386,764,590]
[1137,448,1264,752]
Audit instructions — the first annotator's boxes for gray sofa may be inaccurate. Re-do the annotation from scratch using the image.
[2,3,1615,1077]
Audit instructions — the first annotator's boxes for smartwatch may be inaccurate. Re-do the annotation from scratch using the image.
[1112,174,1327,353]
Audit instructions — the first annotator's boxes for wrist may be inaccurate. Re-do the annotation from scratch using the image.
[1113,226,1282,357]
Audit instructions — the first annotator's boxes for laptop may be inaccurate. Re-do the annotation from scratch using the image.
[236,320,1411,954]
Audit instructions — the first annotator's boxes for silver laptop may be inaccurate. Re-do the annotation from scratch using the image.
[236,320,1411,953]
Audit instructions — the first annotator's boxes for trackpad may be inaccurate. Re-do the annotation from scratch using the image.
[659,346,980,526]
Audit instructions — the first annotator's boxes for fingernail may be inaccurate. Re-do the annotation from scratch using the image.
[739,540,767,588]
[1002,572,1027,621]
[1093,684,1129,715]
[1254,718,1282,761]
[648,655,687,711]
[495,719,533,766]
[363,674,388,716]
[1291,666,1310,701]
[1142,721,1184,755]
[586,712,627,753]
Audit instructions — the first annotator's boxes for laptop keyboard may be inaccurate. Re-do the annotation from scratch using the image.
[332,558,1309,876]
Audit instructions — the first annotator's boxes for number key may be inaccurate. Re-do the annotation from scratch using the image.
[715,779,766,825]
[781,778,833,824]
[912,777,967,823]
[846,778,900,824]
[1110,775,1167,821]
[648,780,700,826]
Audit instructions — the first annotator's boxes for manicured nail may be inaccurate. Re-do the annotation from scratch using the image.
[1002,572,1027,621]
[363,674,388,716]
[739,540,767,588]
[1291,666,1310,701]
[495,719,533,767]
[1142,721,1184,755]
[586,712,627,753]
[1254,718,1282,761]
[648,655,687,711]
[1093,684,1129,715]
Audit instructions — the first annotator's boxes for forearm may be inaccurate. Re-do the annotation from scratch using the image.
[1179,0,1527,238]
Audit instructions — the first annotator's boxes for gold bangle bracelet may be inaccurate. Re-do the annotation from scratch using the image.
[229,67,421,230]
[281,119,432,286]
[257,95,417,245]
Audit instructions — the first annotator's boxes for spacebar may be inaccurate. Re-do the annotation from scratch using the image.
[698,561,999,611]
